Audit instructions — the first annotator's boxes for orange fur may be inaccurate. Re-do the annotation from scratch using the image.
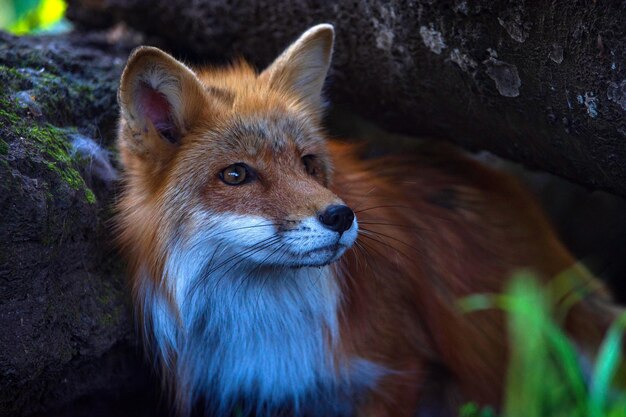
[116,25,618,417]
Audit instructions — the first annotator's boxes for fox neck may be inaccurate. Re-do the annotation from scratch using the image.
[141,238,378,415]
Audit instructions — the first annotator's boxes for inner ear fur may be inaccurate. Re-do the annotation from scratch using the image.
[118,46,206,161]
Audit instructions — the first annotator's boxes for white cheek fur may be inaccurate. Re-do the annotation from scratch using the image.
[136,211,383,416]
[187,212,359,268]
[285,216,358,252]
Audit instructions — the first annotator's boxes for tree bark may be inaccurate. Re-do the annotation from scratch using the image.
[0,31,160,417]
[67,0,626,197]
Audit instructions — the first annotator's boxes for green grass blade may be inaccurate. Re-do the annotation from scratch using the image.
[589,312,626,416]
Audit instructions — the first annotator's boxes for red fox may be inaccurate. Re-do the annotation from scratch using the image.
[116,24,619,416]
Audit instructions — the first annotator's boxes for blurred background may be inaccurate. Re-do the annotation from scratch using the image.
[0,0,69,34]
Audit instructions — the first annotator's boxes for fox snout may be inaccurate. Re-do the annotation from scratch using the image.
[318,204,355,235]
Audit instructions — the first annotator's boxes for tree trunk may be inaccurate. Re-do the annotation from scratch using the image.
[67,0,626,197]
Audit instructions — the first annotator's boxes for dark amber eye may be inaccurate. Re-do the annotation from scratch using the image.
[219,163,251,185]
[302,155,319,177]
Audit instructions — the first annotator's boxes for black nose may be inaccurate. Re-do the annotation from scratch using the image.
[319,205,355,234]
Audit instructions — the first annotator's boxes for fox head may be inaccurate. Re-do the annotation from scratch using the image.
[117,24,357,285]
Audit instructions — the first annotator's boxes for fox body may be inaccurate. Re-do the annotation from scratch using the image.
[116,25,616,416]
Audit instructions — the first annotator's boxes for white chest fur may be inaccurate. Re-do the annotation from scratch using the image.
[139,241,385,415]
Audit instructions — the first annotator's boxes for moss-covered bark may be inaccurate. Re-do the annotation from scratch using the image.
[0,31,158,417]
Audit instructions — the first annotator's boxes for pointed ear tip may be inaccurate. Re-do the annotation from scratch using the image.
[123,47,157,78]
[126,46,172,67]
[309,23,334,32]
[311,23,335,32]
[120,47,163,104]
[121,46,180,90]
[307,23,335,41]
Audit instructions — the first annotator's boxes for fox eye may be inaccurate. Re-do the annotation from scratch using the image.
[302,155,320,177]
[220,163,253,185]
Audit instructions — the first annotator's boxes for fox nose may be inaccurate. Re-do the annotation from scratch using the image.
[319,205,355,234]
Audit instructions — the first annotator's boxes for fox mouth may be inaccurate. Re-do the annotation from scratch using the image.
[300,243,345,257]
[284,242,349,268]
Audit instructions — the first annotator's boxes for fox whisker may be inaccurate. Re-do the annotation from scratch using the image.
[198,236,283,298]
[230,241,290,307]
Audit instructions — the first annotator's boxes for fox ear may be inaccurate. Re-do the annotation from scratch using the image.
[261,24,334,112]
[118,46,206,160]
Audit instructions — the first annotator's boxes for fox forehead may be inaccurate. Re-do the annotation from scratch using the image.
[191,64,327,156]
[204,112,326,157]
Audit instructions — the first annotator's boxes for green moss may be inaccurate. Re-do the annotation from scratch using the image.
[0,61,103,128]
[0,108,21,125]
[73,82,96,101]
[84,188,96,204]
[0,64,29,89]
[6,122,95,204]
[23,124,73,163]
[0,55,112,206]
[0,87,97,204]
[0,65,26,78]
[0,94,22,125]
[43,160,82,189]
[20,67,100,125]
